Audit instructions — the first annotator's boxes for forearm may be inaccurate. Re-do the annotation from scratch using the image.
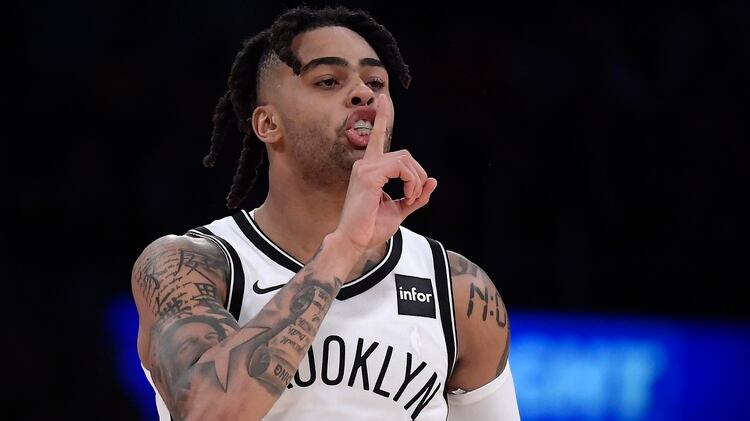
[177,231,360,420]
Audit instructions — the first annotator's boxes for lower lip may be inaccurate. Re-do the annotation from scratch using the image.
[345,128,370,149]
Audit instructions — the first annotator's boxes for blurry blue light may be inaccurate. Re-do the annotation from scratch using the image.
[509,311,750,421]
[105,296,159,420]
[106,297,749,420]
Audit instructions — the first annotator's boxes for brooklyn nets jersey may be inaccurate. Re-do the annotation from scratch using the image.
[144,208,459,421]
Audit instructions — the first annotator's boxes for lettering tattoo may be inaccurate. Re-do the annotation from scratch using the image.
[134,236,344,419]
[467,284,507,328]
[242,280,337,395]
[134,243,227,316]
[447,251,510,379]
[449,254,507,328]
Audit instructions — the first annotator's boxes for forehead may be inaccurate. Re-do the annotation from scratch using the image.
[292,26,380,64]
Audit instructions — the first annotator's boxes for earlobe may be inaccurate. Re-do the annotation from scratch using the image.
[251,106,281,144]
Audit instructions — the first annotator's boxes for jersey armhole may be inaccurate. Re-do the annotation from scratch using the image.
[425,236,459,381]
[186,227,245,320]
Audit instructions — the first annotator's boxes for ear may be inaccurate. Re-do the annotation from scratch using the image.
[251,105,282,144]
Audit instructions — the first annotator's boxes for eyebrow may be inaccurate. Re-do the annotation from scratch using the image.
[299,56,385,74]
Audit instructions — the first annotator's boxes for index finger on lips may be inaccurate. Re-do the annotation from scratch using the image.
[364,94,391,160]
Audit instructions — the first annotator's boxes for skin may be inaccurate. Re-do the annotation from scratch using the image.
[131,26,508,420]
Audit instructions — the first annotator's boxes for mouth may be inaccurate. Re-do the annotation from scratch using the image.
[344,108,377,149]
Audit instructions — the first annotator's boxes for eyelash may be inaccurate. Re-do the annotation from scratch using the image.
[315,77,386,90]
[317,77,340,88]
[367,79,385,90]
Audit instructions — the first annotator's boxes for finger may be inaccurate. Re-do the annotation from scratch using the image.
[400,178,437,218]
[364,94,391,160]
[404,159,423,205]
[387,151,424,205]
[399,151,427,203]
[398,158,420,202]
[409,154,428,185]
[366,154,418,190]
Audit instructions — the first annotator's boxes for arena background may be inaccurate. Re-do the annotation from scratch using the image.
[14,1,749,419]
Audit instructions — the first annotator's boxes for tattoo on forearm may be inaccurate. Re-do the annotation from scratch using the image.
[243,280,336,394]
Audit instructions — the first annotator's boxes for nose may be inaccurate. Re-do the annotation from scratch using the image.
[349,82,375,107]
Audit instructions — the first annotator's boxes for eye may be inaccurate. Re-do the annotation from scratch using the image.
[366,79,386,90]
[316,77,340,88]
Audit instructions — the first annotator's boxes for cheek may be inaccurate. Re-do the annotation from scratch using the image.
[291,111,339,137]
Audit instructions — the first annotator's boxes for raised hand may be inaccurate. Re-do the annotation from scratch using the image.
[336,94,438,252]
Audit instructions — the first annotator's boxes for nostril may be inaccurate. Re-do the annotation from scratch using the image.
[352,97,362,105]
[366,97,374,106]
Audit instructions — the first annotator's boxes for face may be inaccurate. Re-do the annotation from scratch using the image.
[165,321,223,378]
[264,26,395,187]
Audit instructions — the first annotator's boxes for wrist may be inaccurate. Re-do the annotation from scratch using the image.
[323,230,366,270]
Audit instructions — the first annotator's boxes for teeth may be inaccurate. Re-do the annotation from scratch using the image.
[356,128,372,135]
[353,119,373,130]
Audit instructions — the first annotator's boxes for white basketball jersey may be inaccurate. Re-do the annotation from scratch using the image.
[145,208,458,421]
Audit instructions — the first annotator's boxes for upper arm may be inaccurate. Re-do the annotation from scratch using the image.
[446,250,510,392]
[130,234,239,410]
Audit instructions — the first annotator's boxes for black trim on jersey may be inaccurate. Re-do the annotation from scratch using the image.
[234,209,402,301]
[187,226,245,321]
[426,237,458,386]
[336,229,402,300]
[232,211,301,273]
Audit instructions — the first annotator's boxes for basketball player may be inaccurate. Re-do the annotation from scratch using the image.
[132,6,520,420]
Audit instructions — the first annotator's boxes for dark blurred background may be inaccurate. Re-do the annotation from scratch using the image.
[14,0,749,419]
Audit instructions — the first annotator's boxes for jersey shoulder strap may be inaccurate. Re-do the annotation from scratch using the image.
[185,225,245,320]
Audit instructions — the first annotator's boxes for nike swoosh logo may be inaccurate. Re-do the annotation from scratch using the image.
[252,280,285,294]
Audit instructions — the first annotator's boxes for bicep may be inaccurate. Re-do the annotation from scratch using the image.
[131,234,238,373]
[447,250,511,391]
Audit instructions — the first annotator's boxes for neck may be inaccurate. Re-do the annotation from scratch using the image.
[254,171,348,264]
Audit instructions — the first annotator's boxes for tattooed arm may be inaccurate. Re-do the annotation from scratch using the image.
[132,233,360,420]
[446,251,510,390]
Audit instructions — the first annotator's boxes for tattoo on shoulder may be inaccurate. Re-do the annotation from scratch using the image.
[467,281,507,328]
[449,254,479,277]
[134,238,228,317]
[449,253,508,328]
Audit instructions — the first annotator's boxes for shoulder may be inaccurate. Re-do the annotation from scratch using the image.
[132,234,230,279]
[135,233,226,258]
[447,251,506,323]
[446,250,511,391]
[131,234,231,313]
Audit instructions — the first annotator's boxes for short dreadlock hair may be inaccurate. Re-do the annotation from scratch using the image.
[204,6,411,209]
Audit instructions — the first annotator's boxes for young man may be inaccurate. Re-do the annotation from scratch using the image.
[132,6,520,420]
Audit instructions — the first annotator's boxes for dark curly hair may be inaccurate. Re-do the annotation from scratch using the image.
[204,5,411,209]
